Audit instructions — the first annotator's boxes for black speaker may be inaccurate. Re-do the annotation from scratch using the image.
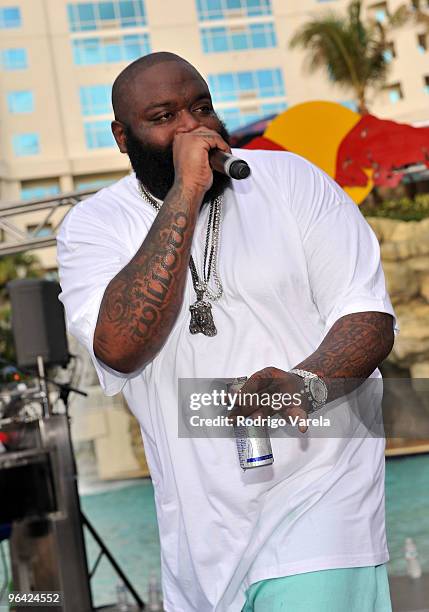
[7,279,69,369]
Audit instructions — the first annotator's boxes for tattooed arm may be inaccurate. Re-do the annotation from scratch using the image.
[93,128,230,373]
[231,311,394,422]
[292,311,394,401]
[93,182,199,373]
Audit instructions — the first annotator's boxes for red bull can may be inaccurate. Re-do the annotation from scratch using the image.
[228,377,274,470]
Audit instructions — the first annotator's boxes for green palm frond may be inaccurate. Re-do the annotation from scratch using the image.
[289,0,403,112]
[0,253,43,305]
[402,0,429,29]
[388,4,412,28]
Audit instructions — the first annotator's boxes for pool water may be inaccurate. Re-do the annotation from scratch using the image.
[81,454,429,608]
[81,480,161,609]
[385,454,429,575]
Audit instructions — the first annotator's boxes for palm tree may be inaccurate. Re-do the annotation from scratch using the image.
[289,0,406,114]
[409,0,429,30]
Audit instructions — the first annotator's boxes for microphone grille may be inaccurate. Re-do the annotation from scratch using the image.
[230,161,251,180]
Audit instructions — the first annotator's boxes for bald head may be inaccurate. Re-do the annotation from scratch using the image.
[112,52,202,124]
[110,51,230,201]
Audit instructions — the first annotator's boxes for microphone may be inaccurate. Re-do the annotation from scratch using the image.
[209,151,251,180]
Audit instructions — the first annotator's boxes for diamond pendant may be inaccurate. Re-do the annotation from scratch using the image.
[189,299,217,336]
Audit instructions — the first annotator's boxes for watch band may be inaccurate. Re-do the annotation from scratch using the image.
[289,369,328,413]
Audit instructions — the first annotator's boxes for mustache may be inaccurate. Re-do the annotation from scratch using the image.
[124,121,231,202]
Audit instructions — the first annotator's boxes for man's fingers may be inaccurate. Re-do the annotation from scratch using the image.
[240,369,273,395]
[175,127,231,154]
[228,369,309,435]
[285,406,308,433]
[228,372,271,418]
[229,398,262,420]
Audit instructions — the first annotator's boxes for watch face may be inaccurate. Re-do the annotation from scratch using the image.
[309,378,328,404]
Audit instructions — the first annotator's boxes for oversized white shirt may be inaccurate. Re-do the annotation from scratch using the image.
[57,150,396,612]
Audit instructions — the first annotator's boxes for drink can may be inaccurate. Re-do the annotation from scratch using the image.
[228,377,274,470]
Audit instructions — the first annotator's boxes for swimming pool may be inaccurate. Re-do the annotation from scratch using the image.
[81,454,429,608]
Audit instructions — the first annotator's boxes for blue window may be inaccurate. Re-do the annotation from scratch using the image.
[382,43,395,63]
[211,74,234,100]
[389,90,400,103]
[0,6,21,29]
[387,85,402,103]
[119,0,140,27]
[100,2,115,20]
[202,27,227,52]
[259,101,287,116]
[21,185,60,201]
[375,7,387,22]
[208,68,284,102]
[1,48,27,70]
[73,37,102,63]
[105,39,122,61]
[68,3,96,31]
[201,22,276,53]
[383,49,393,62]
[80,85,111,115]
[84,120,115,148]
[12,133,40,157]
[75,177,116,190]
[340,100,358,112]
[123,34,149,58]
[7,91,34,113]
[250,22,276,47]
[196,0,272,21]
[67,0,146,32]
[27,225,54,237]
[417,34,427,53]
[72,33,150,65]
[219,101,286,130]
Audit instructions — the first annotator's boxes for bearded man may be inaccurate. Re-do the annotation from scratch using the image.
[57,52,395,612]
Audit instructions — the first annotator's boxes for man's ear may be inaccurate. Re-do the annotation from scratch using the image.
[111,120,128,154]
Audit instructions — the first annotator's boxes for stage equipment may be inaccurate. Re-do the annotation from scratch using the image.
[7,280,69,369]
[0,358,145,611]
[2,412,93,610]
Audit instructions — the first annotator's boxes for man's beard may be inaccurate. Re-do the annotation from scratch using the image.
[125,122,232,203]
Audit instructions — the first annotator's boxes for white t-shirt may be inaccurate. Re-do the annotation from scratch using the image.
[57,150,396,612]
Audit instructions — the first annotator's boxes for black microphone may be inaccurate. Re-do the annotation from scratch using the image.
[209,151,251,180]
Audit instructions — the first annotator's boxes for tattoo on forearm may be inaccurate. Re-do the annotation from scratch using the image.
[106,211,188,338]
[94,202,196,370]
[295,312,394,401]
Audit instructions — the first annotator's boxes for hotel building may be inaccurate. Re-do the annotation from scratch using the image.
[0,0,428,269]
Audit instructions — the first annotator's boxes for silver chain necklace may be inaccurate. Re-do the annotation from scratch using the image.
[138,181,223,336]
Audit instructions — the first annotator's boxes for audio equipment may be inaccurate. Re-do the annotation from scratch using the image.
[7,279,69,369]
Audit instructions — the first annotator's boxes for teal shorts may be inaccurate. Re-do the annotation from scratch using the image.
[242,565,392,612]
